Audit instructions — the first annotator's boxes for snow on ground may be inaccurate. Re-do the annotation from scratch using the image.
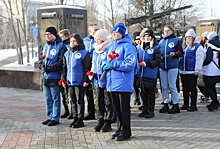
[0,47,38,68]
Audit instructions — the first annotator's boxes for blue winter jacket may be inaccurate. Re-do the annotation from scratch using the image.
[92,47,110,88]
[106,34,136,92]
[83,36,95,59]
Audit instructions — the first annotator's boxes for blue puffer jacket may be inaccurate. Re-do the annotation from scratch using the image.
[159,34,182,69]
[106,34,136,92]
[83,36,95,59]
[40,36,66,80]
[92,47,110,88]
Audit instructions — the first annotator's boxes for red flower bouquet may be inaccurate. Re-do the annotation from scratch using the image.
[98,50,119,83]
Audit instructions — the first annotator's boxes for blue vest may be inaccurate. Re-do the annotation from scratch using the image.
[159,37,179,69]
[64,49,88,86]
[179,43,200,71]
[138,45,159,79]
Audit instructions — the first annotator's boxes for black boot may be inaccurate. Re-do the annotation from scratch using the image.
[101,120,112,132]
[61,110,70,118]
[72,118,85,128]
[159,103,169,113]
[67,113,74,119]
[69,117,78,127]
[168,104,180,114]
[94,121,104,132]
[145,111,154,118]
[208,100,220,111]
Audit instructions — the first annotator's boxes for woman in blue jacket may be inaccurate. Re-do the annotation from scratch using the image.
[159,25,183,114]
[137,29,161,118]
[89,29,113,132]
[104,23,136,141]
[179,29,204,112]
[61,34,91,128]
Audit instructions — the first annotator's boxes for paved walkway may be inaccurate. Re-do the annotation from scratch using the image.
[0,87,220,149]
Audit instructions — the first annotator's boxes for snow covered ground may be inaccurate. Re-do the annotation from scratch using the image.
[0,47,38,68]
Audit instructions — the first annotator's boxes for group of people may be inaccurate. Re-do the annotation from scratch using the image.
[38,22,220,141]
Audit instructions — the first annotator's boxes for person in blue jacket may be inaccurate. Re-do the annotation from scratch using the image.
[61,33,91,128]
[89,29,114,132]
[38,26,67,126]
[179,29,204,112]
[104,22,136,141]
[83,24,99,120]
[58,29,71,119]
[137,29,161,118]
[159,25,183,114]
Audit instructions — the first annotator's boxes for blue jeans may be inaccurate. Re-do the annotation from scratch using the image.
[43,85,61,122]
[160,68,179,104]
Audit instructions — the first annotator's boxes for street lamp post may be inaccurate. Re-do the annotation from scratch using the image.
[17,18,23,65]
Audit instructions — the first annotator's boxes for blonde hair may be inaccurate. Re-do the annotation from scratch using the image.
[59,29,70,37]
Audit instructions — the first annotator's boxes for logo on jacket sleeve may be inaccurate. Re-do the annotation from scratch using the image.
[168,42,175,48]
[50,49,57,56]
[75,53,82,59]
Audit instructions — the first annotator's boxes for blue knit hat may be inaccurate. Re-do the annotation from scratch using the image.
[112,22,126,36]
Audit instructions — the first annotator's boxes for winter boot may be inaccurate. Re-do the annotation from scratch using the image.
[61,109,70,118]
[72,118,85,128]
[168,104,180,114]
[94,121,104,132]
[69,117,78,127]
[159,103,169,113]
[101,120,112,132]
[145,111,154,118]
[208,100,220,111]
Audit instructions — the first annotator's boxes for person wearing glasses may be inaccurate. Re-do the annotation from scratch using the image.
[159,25,183,114]
[39,26,67,126]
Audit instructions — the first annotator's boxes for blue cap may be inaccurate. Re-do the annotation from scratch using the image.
[112,22,126,36]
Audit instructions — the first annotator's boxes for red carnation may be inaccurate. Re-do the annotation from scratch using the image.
[138,60,143,63]
[112,51,116,54]
[58,79,67,85]
[86,71,93,76]
[40,55,46,60]
[176,50,181,55]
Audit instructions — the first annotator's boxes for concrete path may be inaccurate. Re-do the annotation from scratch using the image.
[0,87,220,149]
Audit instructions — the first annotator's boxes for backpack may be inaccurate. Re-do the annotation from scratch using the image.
[212,49,220,69]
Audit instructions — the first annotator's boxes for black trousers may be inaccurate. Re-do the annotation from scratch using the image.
[133,76,140,102]
[205,83,217,101]
[68,86,85,119]
[181,74,198,107]
[85,83,95,116]
[141,87,155,114]
[110,92,131,138]
[96,88,113,122]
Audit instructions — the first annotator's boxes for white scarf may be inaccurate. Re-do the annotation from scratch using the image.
[94,38,112,53]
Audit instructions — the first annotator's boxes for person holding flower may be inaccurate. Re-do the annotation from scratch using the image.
[137,29,161,118]
[38,26,67,126]
[179,29,204,112]
[61,33,91,128]
[104,22,136,141]
[159,25,183,114]
[88,29,114,132]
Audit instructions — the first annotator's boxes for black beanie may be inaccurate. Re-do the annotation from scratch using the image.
[45,26,57,36]
[144,29,155,38]
[133,32,140,40]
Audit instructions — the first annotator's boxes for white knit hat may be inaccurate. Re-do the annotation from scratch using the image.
[207,31,217,40]
[94,29,108,41]
[185,28,196,38]
[202,31,209,37]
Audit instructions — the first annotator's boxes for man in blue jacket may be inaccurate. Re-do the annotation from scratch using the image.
[39,26,67,126]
